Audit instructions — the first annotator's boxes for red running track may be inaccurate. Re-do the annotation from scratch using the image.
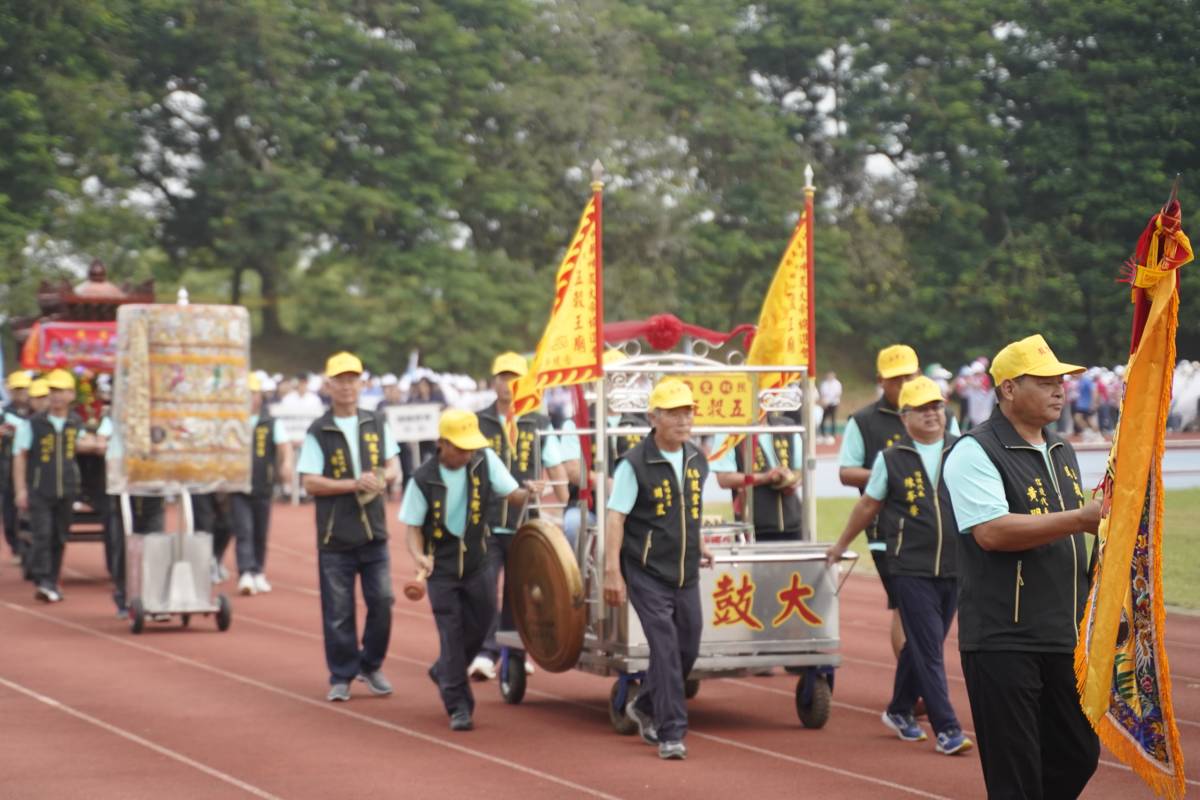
[0,501,1196,799]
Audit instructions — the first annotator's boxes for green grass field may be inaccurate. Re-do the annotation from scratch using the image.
[714,488,1200,609]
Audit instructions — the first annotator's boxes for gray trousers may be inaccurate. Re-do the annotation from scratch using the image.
[624,559,703,742]
[427,566,495,717]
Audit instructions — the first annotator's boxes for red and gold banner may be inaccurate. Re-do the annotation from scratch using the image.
[20,321,117,371]
[509,187,605,420]
[1075,199,1190,799]
[678,373,753,426]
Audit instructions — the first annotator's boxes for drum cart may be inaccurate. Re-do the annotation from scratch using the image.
[496,349,857,731]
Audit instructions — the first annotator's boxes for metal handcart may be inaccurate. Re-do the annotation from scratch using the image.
[496,348,857,731]
[122,488,231,633]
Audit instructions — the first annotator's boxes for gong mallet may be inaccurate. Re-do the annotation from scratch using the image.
[403,567,430,601]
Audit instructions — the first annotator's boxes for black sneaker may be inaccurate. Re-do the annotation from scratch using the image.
[449,710,473,731]
[428,665,439,686]
[625,700,658,745]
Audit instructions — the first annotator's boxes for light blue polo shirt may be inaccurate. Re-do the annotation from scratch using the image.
[839,413,960,469]
[608,448,684,515]
[863,439,946,501]
[943,436,1054,532]
[709,433,802,473]
[398,449,520,537]
[296,416,399,478]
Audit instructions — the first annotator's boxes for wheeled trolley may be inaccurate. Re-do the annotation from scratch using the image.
[495,346,857,732]
[122,488,231,633]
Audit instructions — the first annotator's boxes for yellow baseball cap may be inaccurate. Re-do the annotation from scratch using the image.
[7,371,31,390]
[990,334,1084,384]
[877,344,920,379]
[898,376,944,409]
[46,369,75,391]
[29,379,49,398]
[648,378,695,411]
[247,373,262,392]
[491,351,528,377]
[438,409,490,450]
[324,351,363,377]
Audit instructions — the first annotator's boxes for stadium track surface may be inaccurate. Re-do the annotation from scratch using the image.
[1,501,1196,799]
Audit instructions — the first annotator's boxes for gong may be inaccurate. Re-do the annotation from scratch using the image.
[505,519,585,672]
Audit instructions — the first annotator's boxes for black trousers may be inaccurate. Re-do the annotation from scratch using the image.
[109,496,165,609]
[231,493,271,576]
[28,495,73,590]
[625,559,703,743]
[961,651,1099,799]
[480,533,515,660]
[427,567,495,717]
[887,576,960,734]
[2,484,17,555]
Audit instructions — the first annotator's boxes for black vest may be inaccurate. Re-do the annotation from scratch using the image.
[953,407,1088,653]
[621,435,708,588]
[1,403,29,489]
[250,413,278,497]
[734,417,802,538]
[25,412,83,500]
[308,411,389,551]
[879,435,959,578]
[476,402,546,530]
[411,451,493,580]
[850,398,907,542]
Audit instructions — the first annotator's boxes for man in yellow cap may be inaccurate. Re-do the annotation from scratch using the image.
[232,373,293,596]
[604,378,713,760]
[2,370,33,562]
[27,378,50,415]
[471,351,565,680]
[13,369,89,602]
[827,376,971,756]
[399,408,533,731]
[297,352,400,702]
[839,344,959,661]
[943,334,1101,798]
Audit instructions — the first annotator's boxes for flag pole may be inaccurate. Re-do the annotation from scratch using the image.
[803,164,818,542]
[579,159,605,505]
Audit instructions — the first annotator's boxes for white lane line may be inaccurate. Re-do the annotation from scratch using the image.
[0,602,622,800]
[0,674,284,800]
[229,614,964,799]
[719,679,1200,786]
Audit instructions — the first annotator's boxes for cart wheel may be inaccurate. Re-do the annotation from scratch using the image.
[216,594,232,632]
[684,678,700,700]
[609,680,639,735]
[795,673,832,729]
[180,613,191,628]
[129,598,145,635]
[499,651,527,705]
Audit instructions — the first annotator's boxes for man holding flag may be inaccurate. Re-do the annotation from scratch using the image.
[943,334,1102,798]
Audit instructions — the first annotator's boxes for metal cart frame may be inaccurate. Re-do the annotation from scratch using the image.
[497,349,856,731]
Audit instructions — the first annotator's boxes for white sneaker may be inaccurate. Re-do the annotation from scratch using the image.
[524,659,536,675]
[211,559,229,585]
[237,573,257,596]
[253,573,272,593]
[468,655,497,681]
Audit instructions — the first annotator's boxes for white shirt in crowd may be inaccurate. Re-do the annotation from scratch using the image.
[818,375,843,407]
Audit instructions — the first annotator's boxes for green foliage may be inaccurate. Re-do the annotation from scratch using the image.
[2,0,1198,378]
